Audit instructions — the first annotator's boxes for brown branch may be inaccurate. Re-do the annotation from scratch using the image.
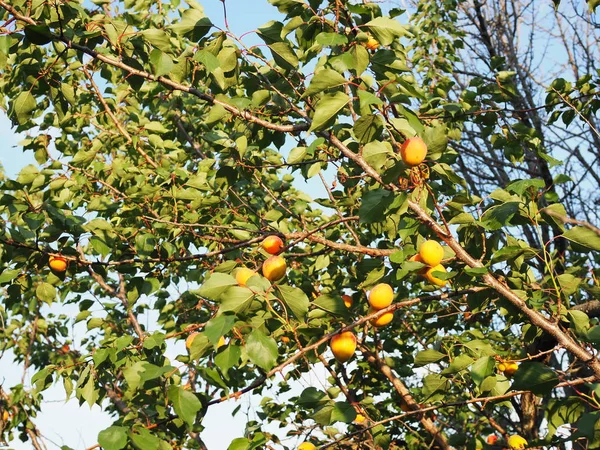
[78,245,145,339]
[82,66,158,169]
[174,114,206,158]
[361,345,452,450]
[541,207,600,237]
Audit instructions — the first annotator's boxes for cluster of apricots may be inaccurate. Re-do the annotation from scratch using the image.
[330,282,396,363]
[411,240,448,287]
[186,235,287,352]
[487,434,527,449]
[498,360,519,377]
[234,235,287,286]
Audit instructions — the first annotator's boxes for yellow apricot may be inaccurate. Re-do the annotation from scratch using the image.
[507,434,527,450]
[330,331,357,363]
[369,308,394,327]
[399,137,427,166]
[368,283,393,310]
[424,264,447,287]
[298,443,316,450]
[262,235,284,254]
[49,256,68,272]
[235,267,256,286]
[342,294,353,308]
[419,240,444,267]
[262,255,286,282]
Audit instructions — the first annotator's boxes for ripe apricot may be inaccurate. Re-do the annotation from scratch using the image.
[262,255,287,282]
[502,361,518,377]
[424,264,447,287]
[369,308,394,327]
[399,137,427,166]
[409,254,424,263]
[486,435,498,445]
[262,235,284,255]
[330,331,357,363]
[368,283,393,310]
[298,443,316,450]
[49,256,68,272]
[354,413,366,424]
[365,37,379,50]
[508,435,527,450]
[235,267,256,286]
[342,294,353,308]
[185,332,198,350]
[419,240,444,267]
[2,410,8,422]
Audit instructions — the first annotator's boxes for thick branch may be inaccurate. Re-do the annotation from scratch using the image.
[362,346,452,450]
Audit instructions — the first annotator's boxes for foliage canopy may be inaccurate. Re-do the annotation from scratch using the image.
[1,0,600,449]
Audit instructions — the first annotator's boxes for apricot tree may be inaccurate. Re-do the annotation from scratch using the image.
[1,0,600,449]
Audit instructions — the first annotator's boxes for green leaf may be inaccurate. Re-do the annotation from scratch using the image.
[219,286,255,314]
[189,333,212,360]
[215,344,241,372]
[511,362,559,396]
[303,69,347,97]
[36,282,56,303]
[443,354,474,374]
[422,125,448,160]
[194,49,220,71]
[359,189,393,223]
[140,29,172,53]
[149,49,174,77]
[312,295,348,316]
[362,139,391,170]
[331,401,357,423]
[506,178,546,195]
[167,385,201,427]
[414,349,447,367]
[0,269,21,284]
[316,33,348,46]
[79,376,99,408]
[557,274,581,296]
[246,329,278,371]
[470,357,495,387]
[98,426,128,450]
[129,427,160,450]
[308,92,350,132]
[464,339,496,358]
[24,25,52,45]
[480,202,520,230]
[196,273,237,300]
[349,44,369,74]
[268,42,299,70]
[422,374,450,400]
[204,314,236,344]
[562,226,600,251]
[364,17,410,45]
[287,146,307,164]
[546,397,587,439]
[276,285,309,320]
[172,9,212,40]
[568,310,590,336]
[12,91,36,124]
